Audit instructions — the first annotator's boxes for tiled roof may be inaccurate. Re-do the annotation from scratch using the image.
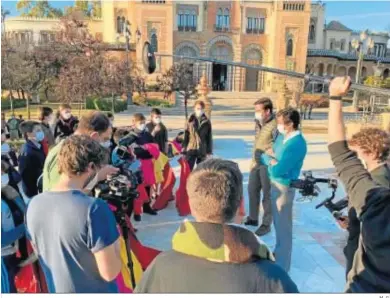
[307,49,390,63]
[326,21,352,32]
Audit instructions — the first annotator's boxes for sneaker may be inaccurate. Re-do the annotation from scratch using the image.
[255,225,271,236]
[134,214,141,222]
[143,203,158,215]
[244,217,259,226]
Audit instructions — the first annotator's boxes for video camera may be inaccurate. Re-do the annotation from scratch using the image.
[290,171,348,220]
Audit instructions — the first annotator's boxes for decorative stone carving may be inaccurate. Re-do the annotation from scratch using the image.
[196,74,212,119]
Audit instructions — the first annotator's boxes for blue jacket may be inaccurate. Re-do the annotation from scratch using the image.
[18,140,46,197]
[261,132,307,186]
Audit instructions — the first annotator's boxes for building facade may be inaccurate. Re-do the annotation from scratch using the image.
[4,0,311,92]
[307,1,390,81]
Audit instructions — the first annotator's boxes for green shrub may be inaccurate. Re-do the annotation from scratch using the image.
[1,98,27,110]
[86,96,127,113]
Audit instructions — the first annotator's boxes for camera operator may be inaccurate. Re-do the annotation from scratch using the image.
[26,135,121,293]
[43,111,118,192]
[328,76,390,293]
[338,128,390,278]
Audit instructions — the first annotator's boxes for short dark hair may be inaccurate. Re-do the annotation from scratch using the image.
[187,158,243,223]
[19,121,41,134]
[106,112,114,119]
[58,135,109,176]
[194,100,205,109]
[277,108,300,130]
[76,111,111,134]
[254,98,273,114]
[151,108,162,116]
[39,107,53,121]
[133,113,146,122]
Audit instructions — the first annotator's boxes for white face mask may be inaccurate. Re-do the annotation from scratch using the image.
[277,124,286,135]
[62,112,72,120]
[255,112,263,122]
[1,174,9,187]
[1,143,10,155]
[101,140,111,149]
[195,109,204,118]
[137,124,146,131]
[153,118,161,125]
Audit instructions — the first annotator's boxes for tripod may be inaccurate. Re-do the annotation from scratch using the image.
[114,206,137,289]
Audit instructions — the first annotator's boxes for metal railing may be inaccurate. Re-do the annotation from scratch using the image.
[177,26,197,32]
[246,28,264,34]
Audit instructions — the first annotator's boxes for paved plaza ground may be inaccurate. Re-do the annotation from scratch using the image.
[115,111,349,293]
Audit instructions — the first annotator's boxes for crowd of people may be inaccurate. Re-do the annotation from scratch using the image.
[1,76,390,294]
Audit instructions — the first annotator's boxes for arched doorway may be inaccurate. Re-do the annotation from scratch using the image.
[326,64,333,76]
[361,66,367,81]
[336,66,347,76]
[244,46,263,91]
[317,63,324,76]
[208,37,233,91]
[175,42,200,82]
[384,68,389,79]
[348,66,357,82]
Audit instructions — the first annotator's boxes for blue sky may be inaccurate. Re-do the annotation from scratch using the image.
[2,0,390,32]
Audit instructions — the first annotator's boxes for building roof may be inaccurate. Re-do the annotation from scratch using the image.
[326,21,352,32]
[307,49,390,63]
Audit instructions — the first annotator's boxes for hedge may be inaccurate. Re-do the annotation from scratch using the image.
[86,97,127,113]
[1,98,27,110]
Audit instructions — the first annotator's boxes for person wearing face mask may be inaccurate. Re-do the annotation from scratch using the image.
[43,111,118,192]
[18,121,46,198]
[54,104,79,143]
[146,108,168,154]
[38,107,55,156]
[336,128,390,278]
[182,100,213,171]
[1,130,21,195]
[26,135,122,293]
[1,161,28,293]
[261,108,307,272]
[246,98,278,236]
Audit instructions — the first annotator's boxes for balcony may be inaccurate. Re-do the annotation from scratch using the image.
[246,28,264,35]
[214,24,231,33]
[178,26,197,32]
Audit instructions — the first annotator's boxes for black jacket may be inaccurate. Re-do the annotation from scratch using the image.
[53,117,78,142]
[118,128,154,159]
[344,164,390,277]
[18,141,46,198]
[329,141,390,293]
[183,113,213,156]
[146,122,168,153]
[135,250,298,293]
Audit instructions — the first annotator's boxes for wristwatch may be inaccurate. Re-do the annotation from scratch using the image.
[329,96,342,101]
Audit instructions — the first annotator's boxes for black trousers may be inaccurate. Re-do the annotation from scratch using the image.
[3,254,20,293]
[186,154,206,171]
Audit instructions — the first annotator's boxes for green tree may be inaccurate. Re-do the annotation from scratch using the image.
[65,1,101,18]
[16,0,63,18]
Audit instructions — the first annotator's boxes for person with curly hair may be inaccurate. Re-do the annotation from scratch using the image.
[337,128,390,278]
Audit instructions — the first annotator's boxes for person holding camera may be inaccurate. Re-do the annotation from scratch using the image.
[26,135,122,293]
[182,100,213,171]
[43,111,118,192]
[328,76,390,293]
[337,128,390,278]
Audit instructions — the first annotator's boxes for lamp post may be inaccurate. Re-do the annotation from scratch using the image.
[351,30,374,110]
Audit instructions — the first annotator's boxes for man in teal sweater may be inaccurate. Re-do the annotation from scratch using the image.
[261,108,307,272]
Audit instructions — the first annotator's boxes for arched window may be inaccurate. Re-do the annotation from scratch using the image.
[216,8,223,28]
[340,39,345,51]
[224,8,230,28]
[192,11,197,30]
[286,39,293,56]
[330,40,334,50]
[116,16,122,34]
[309,24,315,41]
[151,33,158,52]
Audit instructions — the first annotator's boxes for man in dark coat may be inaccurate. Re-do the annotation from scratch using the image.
[182,100,213,170]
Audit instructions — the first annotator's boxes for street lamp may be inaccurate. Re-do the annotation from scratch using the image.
[351,30,375,110]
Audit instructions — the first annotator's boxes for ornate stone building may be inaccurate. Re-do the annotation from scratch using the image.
[4,0,311,92]
[307,1,390,81]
